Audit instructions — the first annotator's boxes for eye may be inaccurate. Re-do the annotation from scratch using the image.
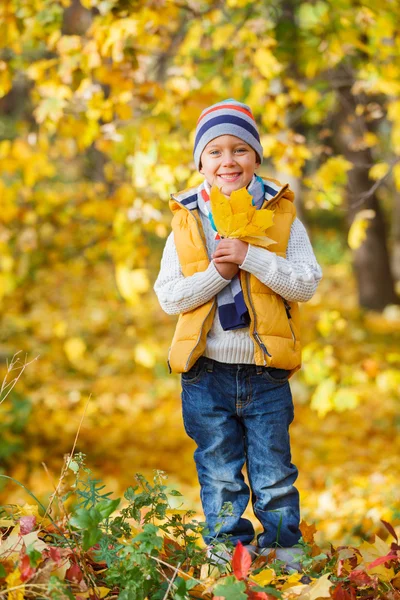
[209,150,220,155]
[235,147,247,153]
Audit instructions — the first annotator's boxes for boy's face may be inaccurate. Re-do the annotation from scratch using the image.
[200,135,260,196]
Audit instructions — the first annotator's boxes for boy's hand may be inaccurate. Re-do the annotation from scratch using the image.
[212,239,249,265]
[213,261,239,280]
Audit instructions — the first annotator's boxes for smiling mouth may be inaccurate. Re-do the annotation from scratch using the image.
[217,173,242,181]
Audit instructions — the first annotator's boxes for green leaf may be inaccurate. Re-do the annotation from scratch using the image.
[173,576,198,599]
[169,489,183,497]
[48,574,75,599]
[133,523,163,554]
[97,498,120,520]
[82,527,102,551]
[213,576,247,599]
[69,507,102,529]
[26,542,43,567]
[0,563,7,578]
[68,460,79,474]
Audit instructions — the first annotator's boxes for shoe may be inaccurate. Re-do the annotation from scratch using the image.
[244,544,257,560]
[206,543,257,565]
[206,545,232,565]
[256,546,304,572]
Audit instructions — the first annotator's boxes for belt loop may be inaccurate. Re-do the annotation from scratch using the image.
[206,359,214,372]
[256,365,263,375]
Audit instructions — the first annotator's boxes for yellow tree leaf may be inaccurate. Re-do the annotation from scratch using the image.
[369,162,389,181]
[393,163,400,191]
[348,210,375,250]
[64,337,87,362]
[310,377,336,417]
[134,344,156,368]
[253,47,283,79]
[332,388,360,412]
[115,265,149,305]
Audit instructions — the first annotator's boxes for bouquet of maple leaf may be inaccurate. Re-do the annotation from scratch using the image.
[209,184,277,249]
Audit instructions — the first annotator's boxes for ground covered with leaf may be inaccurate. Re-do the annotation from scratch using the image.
[1,458,400,600]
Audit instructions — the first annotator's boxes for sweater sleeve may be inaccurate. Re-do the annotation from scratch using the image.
[153,231,232,315]
[239,217,323,302]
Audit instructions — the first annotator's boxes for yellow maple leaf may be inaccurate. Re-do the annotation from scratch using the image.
[281,570,305,591]
[209,184,276,249]
[5,567,24,600]
[283,573,333,599]
[358,535,395,581]
[299,520,317,544]
[79,588,111,599]
[250,567,276,586]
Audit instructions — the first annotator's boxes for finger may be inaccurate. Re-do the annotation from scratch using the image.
[213,255,234,263]
[213,247,231,257]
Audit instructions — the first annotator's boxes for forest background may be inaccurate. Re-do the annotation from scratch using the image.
[1,0,400,550]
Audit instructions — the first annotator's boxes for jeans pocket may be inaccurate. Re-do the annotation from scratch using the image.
[181,358,205,385]
[261,368,291,385]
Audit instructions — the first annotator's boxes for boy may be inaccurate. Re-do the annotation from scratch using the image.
[154,99,322,570]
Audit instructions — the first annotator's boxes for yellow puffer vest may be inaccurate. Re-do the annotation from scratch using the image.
[168,178,302,379]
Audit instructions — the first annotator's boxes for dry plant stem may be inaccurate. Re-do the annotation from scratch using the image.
[41,461,70,523]
[0,582,52,599]
[44,393,92,520]
[41,393,98,598]
[0,351,39,407]
[162,561,182,600]
[149,555,200,584]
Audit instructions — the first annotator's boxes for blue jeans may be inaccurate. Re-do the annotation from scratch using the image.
[181,356,301,548]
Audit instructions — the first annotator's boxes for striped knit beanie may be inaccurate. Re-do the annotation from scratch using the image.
[193,98,264,171]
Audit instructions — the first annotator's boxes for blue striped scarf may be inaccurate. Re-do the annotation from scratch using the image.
[177,175,281,330]
[200,175,265,330]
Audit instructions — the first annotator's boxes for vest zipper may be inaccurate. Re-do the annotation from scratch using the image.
[169,198,215,373]
[246,272,271,363]
[282,297,296,349]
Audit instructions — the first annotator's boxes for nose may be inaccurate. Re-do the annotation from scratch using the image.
[221,152,236,166]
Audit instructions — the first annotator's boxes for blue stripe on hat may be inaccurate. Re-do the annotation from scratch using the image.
[195,114,260,149]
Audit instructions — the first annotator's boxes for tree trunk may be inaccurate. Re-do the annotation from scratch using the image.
[332,75,398,310]
[392,192,400,283]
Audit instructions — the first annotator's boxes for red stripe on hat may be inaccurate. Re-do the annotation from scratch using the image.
[197,104,255,125]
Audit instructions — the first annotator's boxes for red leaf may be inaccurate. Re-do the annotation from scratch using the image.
[381,520,398,542]
[247,590,273,600]
[349,569,373,586]
[20,554,36,582]
[332,583,356,599]
[66,562,84,583]
[367,553,398,569]
[20,516,36,535]
[48,546,63,564]
[232,541,252,580]
[332,585,346,600]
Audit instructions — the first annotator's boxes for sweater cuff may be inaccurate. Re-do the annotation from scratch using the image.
[239,244,275,276]
[197,260,232,294]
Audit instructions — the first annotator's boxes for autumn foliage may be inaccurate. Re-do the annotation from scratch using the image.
[1,458,400,599]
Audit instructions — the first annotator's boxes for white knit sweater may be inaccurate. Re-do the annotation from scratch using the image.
[154,192,322,365]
